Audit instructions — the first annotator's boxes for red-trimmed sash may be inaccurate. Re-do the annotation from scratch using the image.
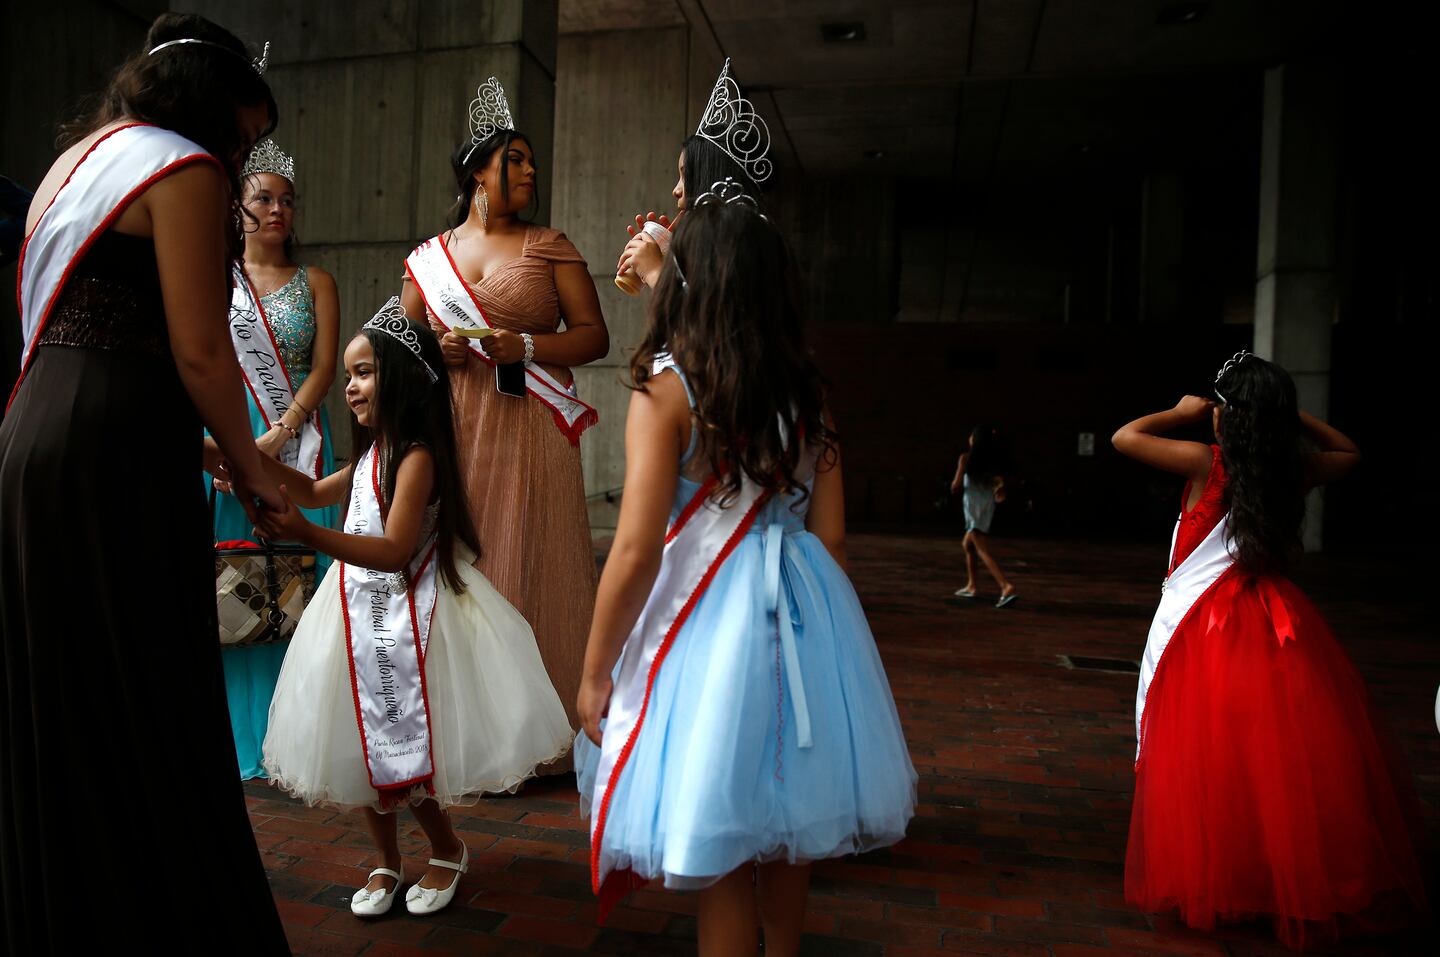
[1135,514,1234,764]
[404,236,598,445]
[586,466,771,919]
[229,264,324,477]
[340,446,440,808]
[11,123,217,405]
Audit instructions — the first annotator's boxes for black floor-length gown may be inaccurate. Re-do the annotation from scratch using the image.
[0,232,291,954]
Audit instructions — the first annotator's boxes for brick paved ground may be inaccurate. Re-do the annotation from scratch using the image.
[248,533,1438,955]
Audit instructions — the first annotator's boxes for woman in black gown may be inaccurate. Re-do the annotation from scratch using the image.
[0,14,291,954]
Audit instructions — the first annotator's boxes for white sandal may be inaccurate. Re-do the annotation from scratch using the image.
[351,866,403,917]
[405,843,469,916]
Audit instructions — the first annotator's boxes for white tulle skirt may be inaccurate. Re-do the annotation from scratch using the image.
[262,550,573,811]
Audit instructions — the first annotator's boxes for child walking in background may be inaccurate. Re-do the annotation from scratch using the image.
[574,184,916,956]
[214,301,571,918]
[950,426,1018,607]
[1112,352,1425,948]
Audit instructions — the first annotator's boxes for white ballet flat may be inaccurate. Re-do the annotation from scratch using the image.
[350,867,403,917]
[404,843,469,916]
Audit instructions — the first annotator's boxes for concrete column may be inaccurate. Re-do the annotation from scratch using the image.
[1138,172,1184,323]
[178,1,558,451]
[553,25,702,532]
[1253,62,1339,551]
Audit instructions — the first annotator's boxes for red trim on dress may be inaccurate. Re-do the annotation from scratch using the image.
[590,490,774,919]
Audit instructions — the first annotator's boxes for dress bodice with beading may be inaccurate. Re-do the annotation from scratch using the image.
[258,265,317,387]
[36,232,166,357]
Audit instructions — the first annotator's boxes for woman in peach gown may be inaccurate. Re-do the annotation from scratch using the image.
[401,89,607,761]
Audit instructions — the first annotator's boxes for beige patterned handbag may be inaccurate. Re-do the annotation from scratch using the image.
[214,540,316,646]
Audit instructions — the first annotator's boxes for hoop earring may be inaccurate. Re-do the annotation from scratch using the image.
[473,187,488,228]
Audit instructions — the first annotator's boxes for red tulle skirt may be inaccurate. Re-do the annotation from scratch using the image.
[1126,571,1427,949]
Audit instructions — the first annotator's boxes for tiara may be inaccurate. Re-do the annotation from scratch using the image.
[148,37,270,75]
[462,77,515,163]
[693,177,763,211]
[364,297,438,383]
[695,58,772,185]
[242,139,294,182]
[1213,349,1252,404]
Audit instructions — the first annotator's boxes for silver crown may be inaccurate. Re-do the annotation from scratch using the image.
[242,139,294,182]
[364,297,438,383]
[695,58,772,185]
[463,77,516,163]
[1214,350,1252,383]
[693,177,762,211]
[147,37,269,76]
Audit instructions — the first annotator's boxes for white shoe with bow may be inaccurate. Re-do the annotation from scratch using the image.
[350,866,403,917]
[405,843,469,916]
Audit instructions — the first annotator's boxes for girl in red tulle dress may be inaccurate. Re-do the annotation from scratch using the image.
[1111,352,1426,948]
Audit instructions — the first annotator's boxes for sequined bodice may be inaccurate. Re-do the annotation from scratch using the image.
[259,265,317,387]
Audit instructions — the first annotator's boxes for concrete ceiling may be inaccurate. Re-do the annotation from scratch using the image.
[560,0,1342,181]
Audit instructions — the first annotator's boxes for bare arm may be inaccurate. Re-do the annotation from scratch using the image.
[949,450,969,494]
[1111,395,1215,483]
[535,261,610,367]
[1301,411,1360,487]
[577,372,688,744]
[256,447,433,571]
[289,265,338,423]
[806,417,848,572]
[150,163,280,511]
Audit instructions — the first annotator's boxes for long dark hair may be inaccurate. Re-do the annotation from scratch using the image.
[682,135,761,203]
[966,426,1004,484]
[1214,355,1304,574]
[444,130,536,229]
[348,318,480,592]
[630,199,833,504]
[60,13,277,261]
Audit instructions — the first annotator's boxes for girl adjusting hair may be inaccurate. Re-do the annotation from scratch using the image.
[576,183,916,955]
[1112,352,1425,947]
[236,301,571,919]
[211,136,342,781]
[950,425,1018,606]
[0,12,290,953]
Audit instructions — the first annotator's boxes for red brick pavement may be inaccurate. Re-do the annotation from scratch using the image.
[248,534,1438,955]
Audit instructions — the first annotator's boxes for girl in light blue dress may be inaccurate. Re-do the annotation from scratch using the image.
[208,144,340,779]
[576,185,915,955]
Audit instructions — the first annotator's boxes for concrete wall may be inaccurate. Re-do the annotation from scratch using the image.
[177,0,558,451]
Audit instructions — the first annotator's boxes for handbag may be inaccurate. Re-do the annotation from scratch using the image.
[211,486,317,646]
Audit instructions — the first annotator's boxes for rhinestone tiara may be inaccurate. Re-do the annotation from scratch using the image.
[148,37,269,75]
[363,297,438,383]
[242,139,294,183]
[463,77,515,163]
[695,58,772,185]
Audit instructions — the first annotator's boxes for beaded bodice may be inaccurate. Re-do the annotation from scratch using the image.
[258,265,317,386]
[37,232,167,357]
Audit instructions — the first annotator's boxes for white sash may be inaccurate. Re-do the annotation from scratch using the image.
[404,236,598,445]
[229,265,324,477]
[1135,514,1234,761]
[12,123,215,397]
[586,358,770,912]
[340,445,440,804]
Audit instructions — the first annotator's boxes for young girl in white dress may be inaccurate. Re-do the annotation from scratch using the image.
[222,300,572,918]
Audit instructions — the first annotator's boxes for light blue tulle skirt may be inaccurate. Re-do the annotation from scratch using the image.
[578,525,917,890]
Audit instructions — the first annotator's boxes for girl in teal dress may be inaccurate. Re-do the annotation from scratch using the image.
[209,140,340,779]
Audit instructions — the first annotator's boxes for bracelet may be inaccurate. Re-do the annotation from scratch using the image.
[275,421,299,440]
[290,397,310,417]
[520,332,535,364]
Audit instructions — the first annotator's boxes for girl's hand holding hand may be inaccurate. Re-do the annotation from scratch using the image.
[577,672,614,747]
[439,331,471,368]
[481,329,527,364]
[617,233,664,289]
[1173,395,1215,422]
[252,484,309,542]
[228,464,284,525]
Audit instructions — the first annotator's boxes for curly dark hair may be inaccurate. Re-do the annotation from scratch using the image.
[1214,355,1304,574]
[349,317,481,593]
[60,13,277,263]
[629,199,834,505]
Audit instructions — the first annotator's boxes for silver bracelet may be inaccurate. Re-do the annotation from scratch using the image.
[520,332,535,363]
